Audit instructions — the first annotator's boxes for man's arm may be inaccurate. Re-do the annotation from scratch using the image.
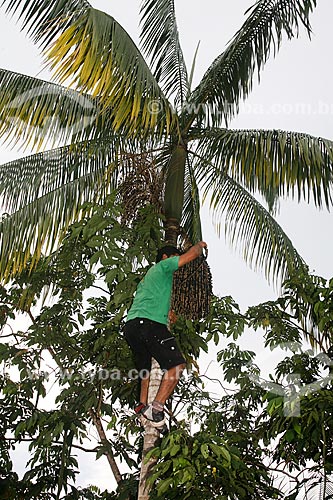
[178,241,207,268]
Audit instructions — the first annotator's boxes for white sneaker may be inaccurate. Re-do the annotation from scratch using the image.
[141,404,165,428]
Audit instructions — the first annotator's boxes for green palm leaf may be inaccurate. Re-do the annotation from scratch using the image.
[0,136,143,278]
[1,0,90,47]
[194,128,333,211]
[0,69,100,148]
[202,172,306,282]
[188,0,316,126]
[0,168,106,280]
[140,0,190,108]
[46,7,177,137]
[0,137,135,213]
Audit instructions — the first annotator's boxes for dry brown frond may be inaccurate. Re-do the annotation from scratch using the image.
[117,152,164,224]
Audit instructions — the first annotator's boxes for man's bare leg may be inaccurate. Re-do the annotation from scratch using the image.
[140,363,185,428]
[154,363,186,405]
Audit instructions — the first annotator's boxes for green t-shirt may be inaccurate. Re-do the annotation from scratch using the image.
[126,256,180,325]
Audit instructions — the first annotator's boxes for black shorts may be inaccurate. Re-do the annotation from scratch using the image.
[123,318,186,373]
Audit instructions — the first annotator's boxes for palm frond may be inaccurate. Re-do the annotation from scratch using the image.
[187,0,316,126]
[0,168,107,280]
[194,128,333,210]
[46,8,177,138]
[201,172,306,282]
[1,0,90,48]
[0,137,135,214]
[0,69,100,149]
[140,0,189,108]
[0,136,145,279]
[188,41,200,92]
[300,473,333,500]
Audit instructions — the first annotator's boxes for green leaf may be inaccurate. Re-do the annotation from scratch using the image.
[188,0,316,126]
[157,477,173,496]
[140,0,189,107]
[200,443,209,459]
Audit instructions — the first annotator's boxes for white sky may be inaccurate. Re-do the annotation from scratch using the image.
[0,0,333,493]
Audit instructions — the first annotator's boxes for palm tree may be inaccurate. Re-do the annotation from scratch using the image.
[0,0,333,497]
[0,0,332,282]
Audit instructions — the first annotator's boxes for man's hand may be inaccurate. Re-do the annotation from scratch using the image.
[168,309,178,325]
[178,241,208,267]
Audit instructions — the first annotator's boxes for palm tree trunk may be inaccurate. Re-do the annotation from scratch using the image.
[164,217,180,246]
[137,358,163,500]
[164,143,187,246]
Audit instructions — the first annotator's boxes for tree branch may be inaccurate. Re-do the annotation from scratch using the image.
[89,408,122,484]
[4,436,99,453]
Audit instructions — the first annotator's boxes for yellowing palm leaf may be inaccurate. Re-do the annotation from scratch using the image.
[46,8,177,137]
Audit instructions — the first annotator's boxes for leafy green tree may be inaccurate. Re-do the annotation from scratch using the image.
[0,196,272,499]
[0,197,159,499]
[0,196,332,499]
[242,269,333,499]
[0,0,332,283]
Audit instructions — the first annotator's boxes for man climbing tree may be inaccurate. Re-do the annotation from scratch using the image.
[124,241,207,428]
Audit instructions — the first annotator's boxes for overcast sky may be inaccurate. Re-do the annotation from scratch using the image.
[1,0,333,492]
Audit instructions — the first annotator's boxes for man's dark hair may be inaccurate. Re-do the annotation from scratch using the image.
[156,245,182,263]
